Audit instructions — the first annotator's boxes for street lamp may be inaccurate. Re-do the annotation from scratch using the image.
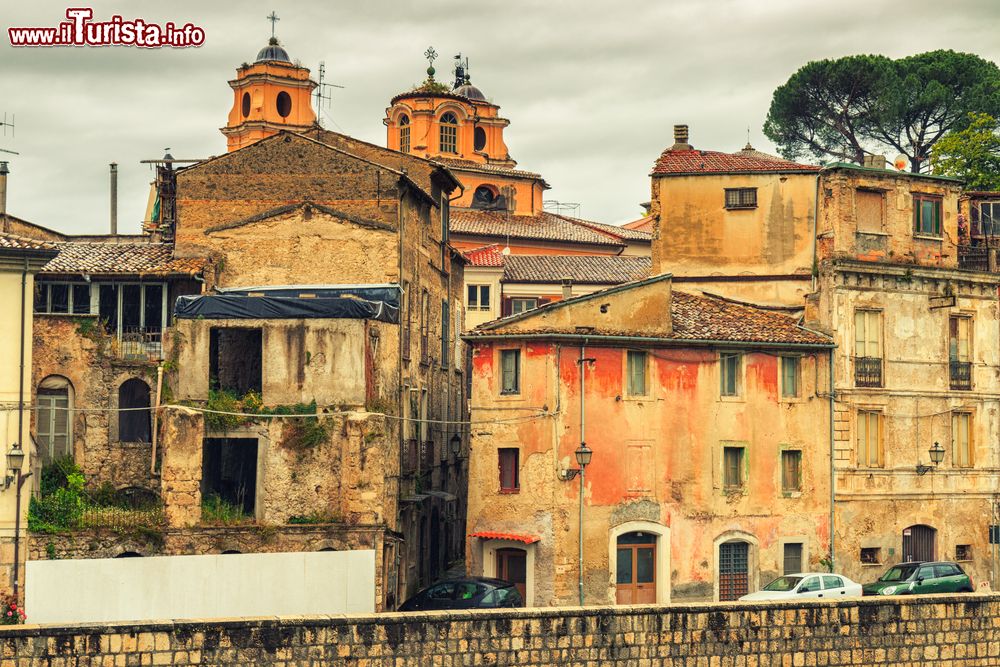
[559,442,592,606]
[916,441,946,475]
[449,432,462,458]
[5,443,31,600]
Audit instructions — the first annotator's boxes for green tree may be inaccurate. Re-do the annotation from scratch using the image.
[765,50,1000,172]
[930,113,1000,190]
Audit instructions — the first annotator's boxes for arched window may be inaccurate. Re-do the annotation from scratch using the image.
[118,378,151,443]
[439,112,458,154]
[472,185,498,209]
[36,375,74,464]
[399,115,411,153]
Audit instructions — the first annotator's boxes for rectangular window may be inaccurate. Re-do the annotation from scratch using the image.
[467,285,491,311]
[781,450,802,493]
[857,410,883,468]
[856,190,885,233]
[972,201,1000,236]
[399,125,410,154]
[860,547,881,564]
[510,298,538,315]
[720,352,741,397]
[209,328,263,397]
[498,448,519,492]
[949,316,972,390]
[626,351,647,396]
[33,282,92,315]
[500,349,520,395]
[854,310,882,387]
[420,290,430,363]
[201,437,258,517]
[36,388,71,465]
[913,194,942,235]
[724,188,757,209]
[723,446,744,490]
[440,300,450,368]
[952,412,973,468]
[783,543,803,575]
[400,280,410,359]
[955,544,972,561]
[440,124,457,154]
[780,357,800,398]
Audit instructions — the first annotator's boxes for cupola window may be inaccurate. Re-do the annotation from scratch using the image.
[241,92,251,118]
[276,91,292,118]
[440,112,458,154]
[474,126,487,152]
[399,115,411,153]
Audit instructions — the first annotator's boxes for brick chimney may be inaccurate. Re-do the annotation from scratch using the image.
[671,124,692,151]
[561,277,573,300]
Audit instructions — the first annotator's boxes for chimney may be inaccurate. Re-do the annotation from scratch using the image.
[109,162,118,236]
[0,161,8,232]
[671,124,692,151]
[870,154,887,169]
[561,277,573,300]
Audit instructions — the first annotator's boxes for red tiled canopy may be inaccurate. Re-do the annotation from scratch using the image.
[469,531,540,544]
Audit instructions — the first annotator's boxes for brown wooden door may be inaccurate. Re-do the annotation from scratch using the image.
[719,541,749,601]
[496,548,527,604]
[903,525,936,562]
[616,533,656,604]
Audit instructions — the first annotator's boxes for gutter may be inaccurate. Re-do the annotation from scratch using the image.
[462,332,835,351]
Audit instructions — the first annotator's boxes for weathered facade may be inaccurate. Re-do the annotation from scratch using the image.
[465,275,834,604]
[649,126,1000,588]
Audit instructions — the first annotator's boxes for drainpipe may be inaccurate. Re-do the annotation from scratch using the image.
[811,173,820,292]
[828,348,836,572]
[150,363,163,475]
[12,255,28,599]
[110,163,118,236]
[0,161,9,232]
[578,341,587,606]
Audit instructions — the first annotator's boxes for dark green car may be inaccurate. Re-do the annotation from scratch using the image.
[862,561,974,596]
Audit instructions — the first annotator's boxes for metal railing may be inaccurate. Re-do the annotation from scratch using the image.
[958,245,991,272]
[950,360,972,390]
[854,356,883,388]
[116,327,162,361]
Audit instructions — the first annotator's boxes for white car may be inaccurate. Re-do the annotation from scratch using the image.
[738,572,863,601]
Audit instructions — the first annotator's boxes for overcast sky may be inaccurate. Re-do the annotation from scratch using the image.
[2,0,999,235]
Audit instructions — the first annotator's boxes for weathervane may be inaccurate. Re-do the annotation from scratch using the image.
[267,11,280,39]
[424,46,438,78]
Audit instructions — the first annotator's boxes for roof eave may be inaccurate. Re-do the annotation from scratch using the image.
[462,331,835,349]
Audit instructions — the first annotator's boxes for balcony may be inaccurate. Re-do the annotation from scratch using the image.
[854,356,883,388]
[958,245,992,272]
[950,360,972,390]
[115,327,162,361]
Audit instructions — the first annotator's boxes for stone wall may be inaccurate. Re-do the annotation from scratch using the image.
[1,595,997,666]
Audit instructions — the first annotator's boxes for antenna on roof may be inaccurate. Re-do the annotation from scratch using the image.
[313,61,344,127]
[0,113,18,156]
[453,54,469,89]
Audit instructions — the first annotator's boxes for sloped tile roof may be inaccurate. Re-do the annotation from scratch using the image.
[652,148,819,175]
[0,233,58,251]
[431,157,543,180]
[463,244,505,267]
[503,255,651,284]
[669,292,828,345]
[622,215,654,233]
[554,215,652,242]
[451,210,625,247]
[41,242,207,276]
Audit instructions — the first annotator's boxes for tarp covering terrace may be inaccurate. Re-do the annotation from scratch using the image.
[174,284,400,324]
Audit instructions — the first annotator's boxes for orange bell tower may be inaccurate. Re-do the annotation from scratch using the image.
[221,15,317,152]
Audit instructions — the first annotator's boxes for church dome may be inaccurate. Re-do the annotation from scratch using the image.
[454,83,486,101]
[256,37,290,63]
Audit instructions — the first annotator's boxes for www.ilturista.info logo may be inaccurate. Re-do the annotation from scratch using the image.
[8,8,205,48]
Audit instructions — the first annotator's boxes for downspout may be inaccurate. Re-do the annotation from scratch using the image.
[812,172,821,292]
[578,340,587,606]
[396,177,406,608]
[828,347,835,571]
[13,256,27,599]
[150,363,163,475]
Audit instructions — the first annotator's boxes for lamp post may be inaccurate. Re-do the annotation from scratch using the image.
[916,441,946,476]
[5,444,30,600]
[574,442,592,606]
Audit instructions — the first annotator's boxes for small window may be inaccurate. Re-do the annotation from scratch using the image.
[500,349,520,395]
[209,328,263,396]
[913,194,942,235]
[952,412,973,468]
[276,91,292,118]
[440,300,450,368]
[724,188,757,209]
[949,316,972,390]
[440,112,458,154]
[720,352,742,397]
[626,351,647,396]
[856,190,885,233]
[467,285,491,311]
[780,357,800,398]
[723,446,744,490]
[783,542,803,575]
[34,282,91,315]
[241,92,251,118]
[498,448,519,492]
[511,298,538,315]
[857,410,883,468]
[955,544,972,561]
[118,378,151,443]
[399,115,410,153]
[860,547,881,564]
[36,385,72,464]
[474,126,487,152]
[781,450,802,493]
[472,185,498,209]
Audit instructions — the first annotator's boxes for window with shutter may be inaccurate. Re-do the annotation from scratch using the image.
[952,412,973,468]
[500,349,520,395]
[856,190,885,233]
[626,351,647,396]
[498,448,519,492]
[781,450,802,492]
[858,410,883,467]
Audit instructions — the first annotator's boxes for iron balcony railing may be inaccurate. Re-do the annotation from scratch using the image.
[854,356,883,388]
[958,245,990,272]
[116,327,162,361]
[950,360,972,390]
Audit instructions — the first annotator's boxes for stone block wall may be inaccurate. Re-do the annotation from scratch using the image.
[1,595,998,666]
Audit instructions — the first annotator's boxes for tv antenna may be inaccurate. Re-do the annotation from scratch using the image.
[314,62,344,126]
[0,113,18,155]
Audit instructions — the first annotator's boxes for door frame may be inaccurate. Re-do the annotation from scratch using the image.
[480,539,536,607]
[608,521,670,604]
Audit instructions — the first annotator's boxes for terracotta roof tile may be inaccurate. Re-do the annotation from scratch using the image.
[652,148,818,175]
[0,233,58,251]
[41,242,207,276]
[503,255,651,284]
[463,244,506,267]
[431,157,543,180]
[451,210,625,247]
[553,215,652,242]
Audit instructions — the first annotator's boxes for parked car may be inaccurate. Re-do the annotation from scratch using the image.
[739,573,863,601]
[397,577,523,611]
[862,561,974,596]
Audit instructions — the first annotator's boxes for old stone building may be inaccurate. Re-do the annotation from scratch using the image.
[649,126,1000,588]
[464,274,835,604]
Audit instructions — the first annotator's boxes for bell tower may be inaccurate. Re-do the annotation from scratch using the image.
[221,14,317,152]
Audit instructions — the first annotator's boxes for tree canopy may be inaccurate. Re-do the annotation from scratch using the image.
[930,113,1000,191]
[764,50,1000,173]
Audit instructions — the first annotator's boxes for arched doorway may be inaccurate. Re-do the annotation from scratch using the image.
[495,548,527,602]
[615,532,657,604]
[718,540,750,601]
[902,525,936,562]
[118,378,151,443]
